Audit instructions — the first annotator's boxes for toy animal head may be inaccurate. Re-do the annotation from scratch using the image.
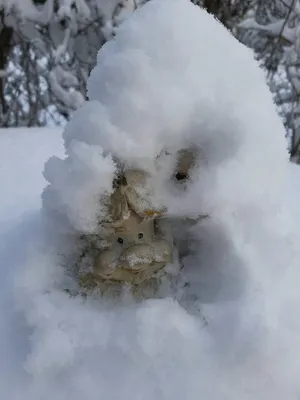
[92,170,173,285]
[83,148,200,288]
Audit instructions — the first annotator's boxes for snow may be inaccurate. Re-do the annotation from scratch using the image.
[1,0,54,24]
[0,128,64,224]
[49,68,85,111]
[1,0,300,399]
[1,130,300,400]
[239,18,296,43]
[0,127,64,398]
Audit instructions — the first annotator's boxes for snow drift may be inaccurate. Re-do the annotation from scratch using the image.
[1,0,300,399]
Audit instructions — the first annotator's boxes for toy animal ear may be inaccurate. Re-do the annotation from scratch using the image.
[105,184,130,228]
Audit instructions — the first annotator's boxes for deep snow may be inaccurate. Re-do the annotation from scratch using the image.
[0,128,64,397]
[1,0,300,399]
[1,128,300,399]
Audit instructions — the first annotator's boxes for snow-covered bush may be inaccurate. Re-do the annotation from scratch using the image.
[238,0,300,161]
[0,0,145,126]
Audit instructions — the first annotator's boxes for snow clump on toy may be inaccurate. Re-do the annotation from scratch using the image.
[43,0,289,235]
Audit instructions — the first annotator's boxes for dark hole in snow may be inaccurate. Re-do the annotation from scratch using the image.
[175,172,188,181]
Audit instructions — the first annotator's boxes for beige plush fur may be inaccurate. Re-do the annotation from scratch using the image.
[79,170,173,288]
[94,208,173,284]
[78,149,197,291]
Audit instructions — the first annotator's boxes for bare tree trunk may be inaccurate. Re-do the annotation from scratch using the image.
[0,11,13,118]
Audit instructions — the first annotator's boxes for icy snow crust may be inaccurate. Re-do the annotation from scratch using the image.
[2,0,300,398]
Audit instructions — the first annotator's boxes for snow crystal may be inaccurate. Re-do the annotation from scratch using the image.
[1,0,300,399]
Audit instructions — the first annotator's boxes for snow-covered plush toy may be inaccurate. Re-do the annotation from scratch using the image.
[78,149,200,290]
[80,169,174,288]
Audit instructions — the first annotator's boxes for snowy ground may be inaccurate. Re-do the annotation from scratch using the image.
[0,127,300,399]
[2,0,300,399]
[0,128,64,398]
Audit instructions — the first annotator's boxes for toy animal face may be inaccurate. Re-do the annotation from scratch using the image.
[91,168,175,285]
[95,210,173,284]
[112,211,155,247]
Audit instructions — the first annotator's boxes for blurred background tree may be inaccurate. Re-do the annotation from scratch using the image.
[1,0,300,161]
[0,0,143,126]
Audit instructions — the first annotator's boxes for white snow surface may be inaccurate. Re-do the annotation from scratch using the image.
[1,0,300,399]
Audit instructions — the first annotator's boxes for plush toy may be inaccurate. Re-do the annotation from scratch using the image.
[79,169,173,289]
[78,149,199,291]
[95,171,174,284]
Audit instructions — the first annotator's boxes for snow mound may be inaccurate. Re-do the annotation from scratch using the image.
[3,0,300,399]
[43,0,289,233]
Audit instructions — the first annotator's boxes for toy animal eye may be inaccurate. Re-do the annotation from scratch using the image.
[117,237,124,244]
[138,233,143,239]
